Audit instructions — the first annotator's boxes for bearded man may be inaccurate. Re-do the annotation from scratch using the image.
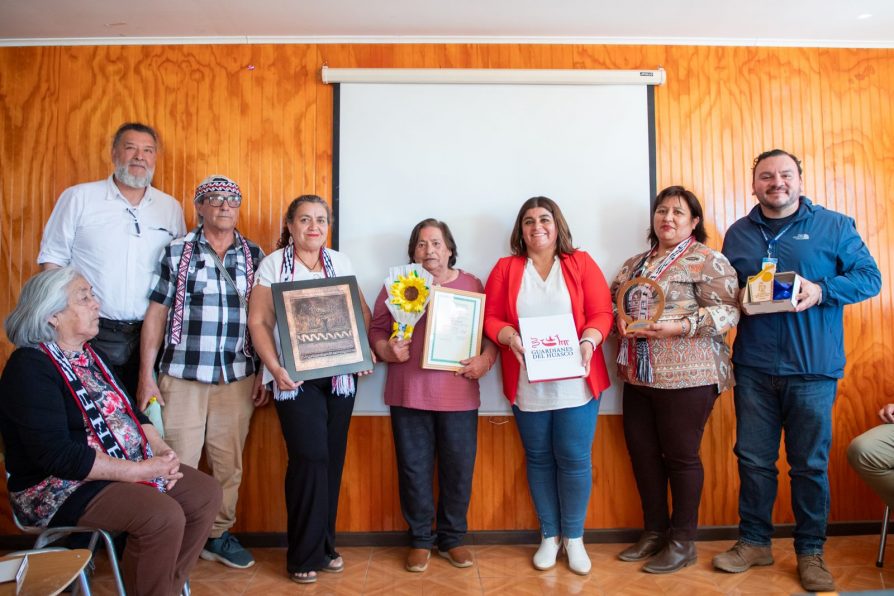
[38,122,186,394]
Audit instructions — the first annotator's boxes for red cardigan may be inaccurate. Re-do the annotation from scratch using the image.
[483,250,614,405]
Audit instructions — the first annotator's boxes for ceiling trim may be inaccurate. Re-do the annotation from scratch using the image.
[0,35,892,49]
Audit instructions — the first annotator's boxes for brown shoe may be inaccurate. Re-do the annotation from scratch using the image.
[797,554,834,592]
[438,546,474,568]
[406,548,431,572]
[618,531,666,562]
[642,540,696,574]
[712,540,774,573]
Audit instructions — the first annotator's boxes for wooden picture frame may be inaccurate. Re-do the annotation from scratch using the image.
[272,276,373,381]
[420,286,486,371]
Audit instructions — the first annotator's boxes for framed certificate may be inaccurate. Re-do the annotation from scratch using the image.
[272,276,373,381]
[420,286,486,371]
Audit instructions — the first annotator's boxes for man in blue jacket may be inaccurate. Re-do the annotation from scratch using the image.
[714,149,881,593]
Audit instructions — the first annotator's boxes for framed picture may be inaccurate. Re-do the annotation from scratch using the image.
[272,276,373,381]
[421,286,486,371]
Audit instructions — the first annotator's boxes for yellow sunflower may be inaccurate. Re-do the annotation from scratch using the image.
[389,272,429,313]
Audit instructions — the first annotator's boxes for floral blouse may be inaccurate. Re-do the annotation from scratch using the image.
[10,349,146,527]
[610,241,740,392]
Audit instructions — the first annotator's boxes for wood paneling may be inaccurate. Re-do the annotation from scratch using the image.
[0,43,891,534]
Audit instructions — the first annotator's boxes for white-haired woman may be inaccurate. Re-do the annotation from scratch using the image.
[0,267,222,596]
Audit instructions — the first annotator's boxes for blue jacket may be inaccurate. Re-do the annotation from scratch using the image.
[721,197,881,378]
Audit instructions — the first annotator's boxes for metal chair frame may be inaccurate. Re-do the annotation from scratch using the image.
[6,547,93,595]
[878,505,890,567]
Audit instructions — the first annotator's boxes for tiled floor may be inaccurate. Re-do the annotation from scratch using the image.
[88,535,894,595]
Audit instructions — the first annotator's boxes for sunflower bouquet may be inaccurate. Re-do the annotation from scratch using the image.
[384,264,434,340]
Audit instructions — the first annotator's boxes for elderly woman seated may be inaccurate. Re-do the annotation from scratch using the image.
[0,267,222,596]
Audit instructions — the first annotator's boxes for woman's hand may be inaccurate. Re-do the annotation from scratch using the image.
[626,320,686,339]
[139,450,183,488]
[879,403,894,424]
[273,366,301,392]
[384,337,411,363]
[579,341,594,376]
[456,354,491,380]
[508,333,525,367]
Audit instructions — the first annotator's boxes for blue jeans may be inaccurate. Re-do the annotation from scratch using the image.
[512,398,600,539]
[390,406,478,550]
[733,365,838,554]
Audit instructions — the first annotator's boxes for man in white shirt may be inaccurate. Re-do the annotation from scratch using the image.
[38,122,186,395]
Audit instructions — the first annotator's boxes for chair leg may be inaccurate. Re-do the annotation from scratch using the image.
[182,579,191,596]
[878,505,890,568]
[72,568,93,596]
[98,531,126,595]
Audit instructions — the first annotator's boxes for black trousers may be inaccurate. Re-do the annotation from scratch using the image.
[622,382,718,541]
[274,377,355,573]
[390,406,478,551]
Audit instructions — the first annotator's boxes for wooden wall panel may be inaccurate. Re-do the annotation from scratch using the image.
[0,43,891,535]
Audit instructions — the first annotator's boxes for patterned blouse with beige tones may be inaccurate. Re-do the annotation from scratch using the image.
[610,241,740,392]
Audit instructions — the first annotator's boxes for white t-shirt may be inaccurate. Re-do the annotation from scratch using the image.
[515,257,591,412]
[38,176,186,321]
[254,247,356,387]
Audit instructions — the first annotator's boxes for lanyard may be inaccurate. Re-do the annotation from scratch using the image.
[759,221,796,259]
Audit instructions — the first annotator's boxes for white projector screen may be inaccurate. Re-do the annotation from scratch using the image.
[334,82,656,414]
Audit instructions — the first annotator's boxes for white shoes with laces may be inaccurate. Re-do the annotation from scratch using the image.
[563,537,592,575]
[532,536,561,570]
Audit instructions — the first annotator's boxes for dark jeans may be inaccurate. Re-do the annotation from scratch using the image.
[733,365,838,554]
[390,406,478,551]
[274,377,355,573]
[622,383,718,541]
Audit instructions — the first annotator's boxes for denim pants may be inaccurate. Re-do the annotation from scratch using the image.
[733,365,838,554]
[390,406,478,551]
[512,398,600,539]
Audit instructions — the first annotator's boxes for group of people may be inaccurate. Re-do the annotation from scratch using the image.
[0,121,885,595]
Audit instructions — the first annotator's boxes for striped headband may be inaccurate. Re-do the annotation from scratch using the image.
[194,174,241,203]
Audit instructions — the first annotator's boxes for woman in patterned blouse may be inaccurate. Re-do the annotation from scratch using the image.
[611,186,740,574]
[0,267,222,596]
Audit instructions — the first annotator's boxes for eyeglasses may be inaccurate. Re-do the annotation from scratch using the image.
[201,194,242,208]
[126,208,141,237]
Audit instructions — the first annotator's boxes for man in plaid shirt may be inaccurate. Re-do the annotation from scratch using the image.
[138,175,266,569]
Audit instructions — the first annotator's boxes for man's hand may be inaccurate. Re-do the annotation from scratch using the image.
[795,278,823,312]
[456,354,490,380]
[137,375,164,410]
[251,372,269,407]
[879,403,894,424]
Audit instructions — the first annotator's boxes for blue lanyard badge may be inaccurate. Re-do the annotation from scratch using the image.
[759,222,795,260]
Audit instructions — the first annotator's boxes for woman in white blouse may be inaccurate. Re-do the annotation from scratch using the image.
[248,195,372,585]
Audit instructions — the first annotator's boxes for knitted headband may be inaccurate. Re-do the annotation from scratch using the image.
[194,174,241,203]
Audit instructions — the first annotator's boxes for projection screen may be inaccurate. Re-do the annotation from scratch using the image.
[332,75,657,414]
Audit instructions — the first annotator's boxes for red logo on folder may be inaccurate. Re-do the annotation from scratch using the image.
[528,335,571,349]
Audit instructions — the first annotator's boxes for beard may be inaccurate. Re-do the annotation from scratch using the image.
[114,161,154,189]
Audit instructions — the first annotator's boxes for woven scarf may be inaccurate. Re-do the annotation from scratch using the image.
[275,237,355,401]
[169,226,255,356]
[617,235,694,383]
[39,342,166,493]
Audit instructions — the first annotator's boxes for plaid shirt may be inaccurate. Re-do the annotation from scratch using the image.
[149,228,264,384]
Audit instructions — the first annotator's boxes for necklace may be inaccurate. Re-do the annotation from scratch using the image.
[295,248,321,272]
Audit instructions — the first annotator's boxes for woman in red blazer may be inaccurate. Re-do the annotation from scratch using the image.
[484,196,613,575]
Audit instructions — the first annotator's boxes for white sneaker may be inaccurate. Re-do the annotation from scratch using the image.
[533,536,561,570]
[564,537,591,575]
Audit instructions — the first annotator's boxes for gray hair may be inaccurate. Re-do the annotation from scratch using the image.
[4,267,80,348]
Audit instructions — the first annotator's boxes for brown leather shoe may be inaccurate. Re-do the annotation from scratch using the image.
[406,548,431,572]
[618,531,666,562]
[438,546,474,568]
[642,539,696,574]
[712,540,774,573]
[797,554,835,592]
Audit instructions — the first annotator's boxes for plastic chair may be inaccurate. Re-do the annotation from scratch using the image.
[878,505,890,567]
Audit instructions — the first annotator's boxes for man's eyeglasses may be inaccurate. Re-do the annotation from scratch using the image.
[201,194,242,208]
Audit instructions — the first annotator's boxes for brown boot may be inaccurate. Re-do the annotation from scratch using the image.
[712,540,774,573]
[797,554,834,592]
[642,540,696,574]
[618,531,666,562]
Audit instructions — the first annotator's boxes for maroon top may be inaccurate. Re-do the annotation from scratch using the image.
[369,270,484,412]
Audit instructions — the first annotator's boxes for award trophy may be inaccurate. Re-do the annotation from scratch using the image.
[615,277,666,331]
